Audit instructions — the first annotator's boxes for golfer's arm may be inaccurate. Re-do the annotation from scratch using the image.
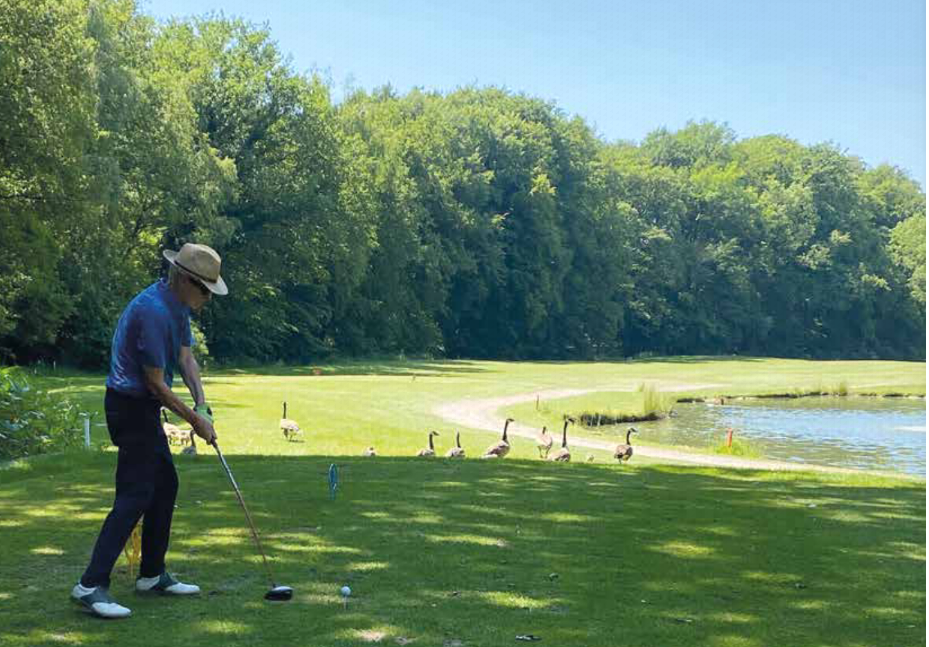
[177,346,206,408]
[143,365,200,428]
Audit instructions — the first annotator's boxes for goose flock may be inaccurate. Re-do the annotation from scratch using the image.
[365,416,639,464]
[164,401,639,464]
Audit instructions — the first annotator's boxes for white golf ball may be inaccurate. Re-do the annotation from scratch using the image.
[340,586,351,597]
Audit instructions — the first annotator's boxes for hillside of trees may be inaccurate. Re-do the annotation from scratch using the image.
[2,0,925,367]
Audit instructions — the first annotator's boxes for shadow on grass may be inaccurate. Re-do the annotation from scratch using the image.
[622,355,768,365]
[0,454,924,647]
[215,360,493,379]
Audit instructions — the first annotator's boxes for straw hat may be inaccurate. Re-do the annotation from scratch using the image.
[163,243,228,296]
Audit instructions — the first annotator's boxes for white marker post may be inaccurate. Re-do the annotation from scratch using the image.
[82,414,90,449]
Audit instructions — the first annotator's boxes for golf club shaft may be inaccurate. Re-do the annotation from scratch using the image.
[212,441,278,588]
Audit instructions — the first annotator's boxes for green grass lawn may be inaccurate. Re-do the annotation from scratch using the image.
[0,357,925,646]
[24,356,926,458]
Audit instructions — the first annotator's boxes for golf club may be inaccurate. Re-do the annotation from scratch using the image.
[211,440,293,601]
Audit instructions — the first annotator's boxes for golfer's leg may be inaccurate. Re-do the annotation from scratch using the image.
[81,446,156,588]
[138,449,178,578]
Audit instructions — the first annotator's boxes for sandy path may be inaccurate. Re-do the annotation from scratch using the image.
[432,386,860,473]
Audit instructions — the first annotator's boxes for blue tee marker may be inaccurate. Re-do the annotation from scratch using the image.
[328,463,339,500]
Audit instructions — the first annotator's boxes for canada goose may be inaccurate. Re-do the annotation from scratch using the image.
[180,430,197,456]
[614,427,638,463]
[536,425,553,459]
[280,402,302,441]
[445,431,465,458]
[417,431,440,457]
[585,454,595,462]
[362,446,377,457]
[162,410,190,446]
[482,418,514,459]
[550,417,573,462]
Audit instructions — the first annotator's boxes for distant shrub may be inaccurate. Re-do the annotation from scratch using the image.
[0,369,84,460]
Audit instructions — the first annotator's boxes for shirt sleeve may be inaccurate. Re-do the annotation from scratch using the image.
[136,312,169,369]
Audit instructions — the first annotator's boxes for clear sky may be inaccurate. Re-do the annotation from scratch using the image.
[141,0,926,187]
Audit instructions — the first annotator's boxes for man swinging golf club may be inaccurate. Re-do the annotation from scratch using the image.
[71,243,227,619]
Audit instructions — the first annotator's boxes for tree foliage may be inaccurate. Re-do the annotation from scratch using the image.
[0,2,924,365]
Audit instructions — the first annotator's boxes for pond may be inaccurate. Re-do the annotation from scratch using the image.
[600,397,926,477]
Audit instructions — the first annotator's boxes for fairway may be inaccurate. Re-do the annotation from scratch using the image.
[32,356,927,461]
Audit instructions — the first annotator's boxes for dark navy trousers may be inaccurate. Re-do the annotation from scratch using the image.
[81,389,178,588]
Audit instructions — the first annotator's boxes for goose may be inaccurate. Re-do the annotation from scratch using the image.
[280,402,302,441]
[180,430,197,456]
[362,446,377,457]
[549,417,574,462]
[445,431,465,458]
[417,430,440,457]
[614,427,638,463]
[481,418,514,459]
[535,425,553,459]
[162,410,190,446]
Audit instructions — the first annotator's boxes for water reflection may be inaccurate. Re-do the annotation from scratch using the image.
[595,397,926,476]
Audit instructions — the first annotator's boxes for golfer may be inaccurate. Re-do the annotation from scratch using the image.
[71,243,227,619]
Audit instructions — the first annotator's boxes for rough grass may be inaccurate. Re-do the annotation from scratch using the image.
[0,357,925,646]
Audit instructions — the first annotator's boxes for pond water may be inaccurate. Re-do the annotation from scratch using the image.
[599,397,926,477]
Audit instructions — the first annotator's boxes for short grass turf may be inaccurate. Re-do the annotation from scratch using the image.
[1,357,925,645]
[25,356,926,461]
[0,453,924,646]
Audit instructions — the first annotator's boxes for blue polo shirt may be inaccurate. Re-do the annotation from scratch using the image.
[106,280,194,397]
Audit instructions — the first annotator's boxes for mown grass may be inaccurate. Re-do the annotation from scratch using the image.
[0,451,924,647]
[20,356,925,457]
[0,357,925,646]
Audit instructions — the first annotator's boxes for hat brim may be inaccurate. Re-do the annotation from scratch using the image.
[163,249,228,296]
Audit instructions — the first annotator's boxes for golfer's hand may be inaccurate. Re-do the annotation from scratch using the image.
[192,415,217,445]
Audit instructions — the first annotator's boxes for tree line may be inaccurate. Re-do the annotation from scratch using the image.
[1,0,925,367]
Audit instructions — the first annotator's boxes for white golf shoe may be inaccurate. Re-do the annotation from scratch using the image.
[71,583,132,619]
[135,571,200,595]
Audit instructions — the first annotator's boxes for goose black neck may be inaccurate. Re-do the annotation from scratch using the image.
[456,432,461,448]
[626,429,633,444]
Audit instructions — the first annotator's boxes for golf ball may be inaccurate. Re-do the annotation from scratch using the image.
[340,586,351,597]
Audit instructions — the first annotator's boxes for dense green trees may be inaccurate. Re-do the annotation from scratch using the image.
[1,1,924,365]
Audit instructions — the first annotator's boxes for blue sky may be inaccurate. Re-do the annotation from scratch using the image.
[142,0,926,187]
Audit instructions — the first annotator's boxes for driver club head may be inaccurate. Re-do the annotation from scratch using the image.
[265,585,294,601]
